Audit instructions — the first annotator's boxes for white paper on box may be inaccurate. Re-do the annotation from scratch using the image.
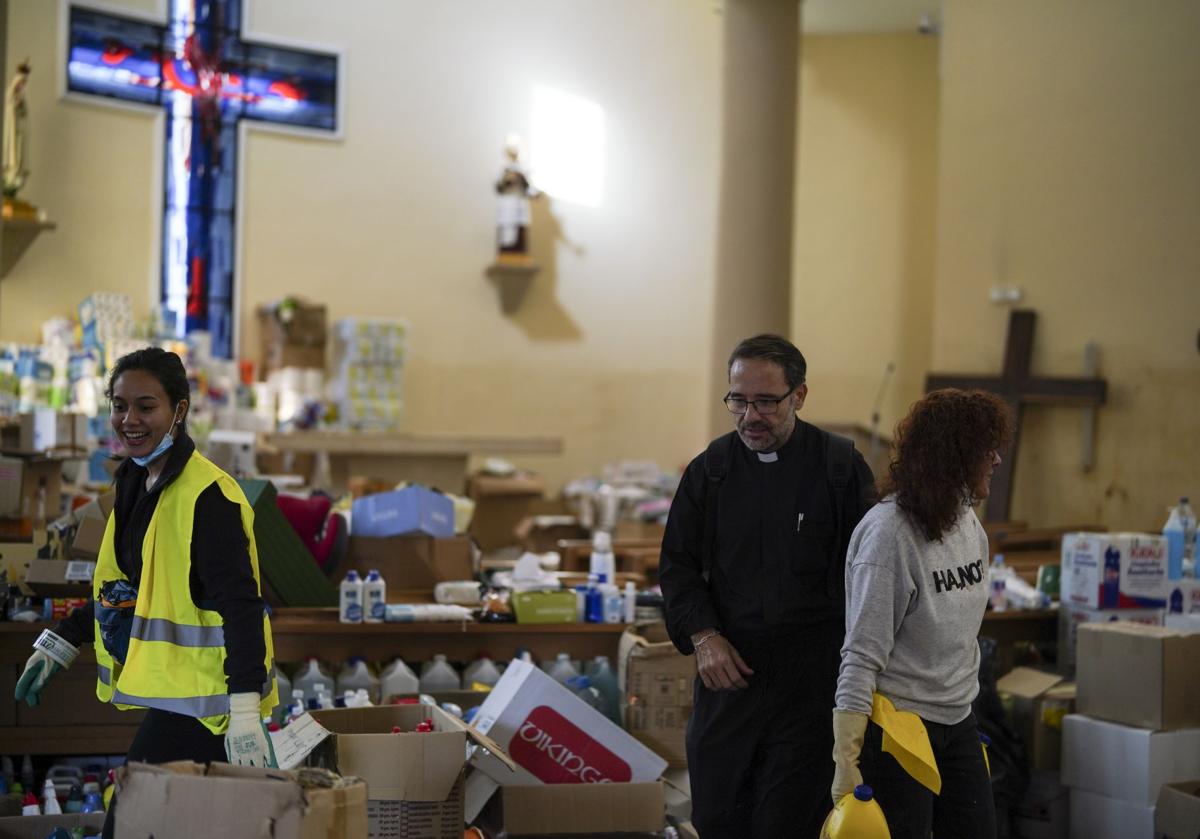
[1062,532,1168,609]
[470,658,667,788]
[1060,713,1200,805]
[268,712,331,770]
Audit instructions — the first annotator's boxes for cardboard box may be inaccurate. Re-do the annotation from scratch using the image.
[345,535,473,592]
[491,782,665,836]
[996,667,1074,771]
[351,487,455,539]
[1166,579,1200,614]
[23,558,95,597]
[1156,781,1200,839]
[0,455,63,520]
[259,303,328,375]
[15,410,89,454]
[70,513,109,561]
[511,590,577,624]
[470,658,667,790]
[0,813,106,839]
[515,515,588,554]
[1056,604,1163,677]
[1076,622,1200,730]
[115,760,367,839]
[466,472,545,551]
[1061,532,1169,609]
[308,704,511,839]
[1067,788,1154,839]
[1061,713,1200,806]
[619,623,695,768]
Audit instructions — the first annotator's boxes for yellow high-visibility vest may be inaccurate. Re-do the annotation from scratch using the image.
[93,450,277,734]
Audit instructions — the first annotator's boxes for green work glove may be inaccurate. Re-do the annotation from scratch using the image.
[224,692,278,768]
[15,629,79,707]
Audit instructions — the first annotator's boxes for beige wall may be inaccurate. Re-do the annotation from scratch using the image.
[792,33,940,445]
[2,0,723,490]
[934,0,1200,530]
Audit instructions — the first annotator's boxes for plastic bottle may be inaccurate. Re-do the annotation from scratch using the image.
[419,654,461,693]
[602,580,623,624]
[288,689,306,722]
[587,655,622,725]
[21,791,39,816]
[461,656,502,690]
[340,570,364,624]
[81,791,104,814]
[336,657,381,704]
[623,581,637,623]
[589,531,616,583]
[573,585,588,622]
[363,569,387,624]
[20,756,33,791]
[42,779,62,815]
[585,574,605,623]
[820,785,890,839]
[988,556,1007,611]
[1164,498,1196,580]
[292,657,335,703]
[64,784,83,813]
[380,657,420,702]
[547,652,580,686]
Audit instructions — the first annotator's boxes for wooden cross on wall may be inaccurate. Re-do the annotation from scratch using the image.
[925,309,1107,522]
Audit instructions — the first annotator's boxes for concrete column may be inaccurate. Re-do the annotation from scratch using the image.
[709,0,799,437]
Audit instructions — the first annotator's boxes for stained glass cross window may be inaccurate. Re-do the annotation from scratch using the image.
[65,0,340,358]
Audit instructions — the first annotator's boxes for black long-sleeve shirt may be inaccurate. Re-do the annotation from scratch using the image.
[56,433,268,694]
[659,420,876,655]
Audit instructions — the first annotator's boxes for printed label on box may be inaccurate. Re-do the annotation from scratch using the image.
[65,561,96,582]
[508,705,633,784]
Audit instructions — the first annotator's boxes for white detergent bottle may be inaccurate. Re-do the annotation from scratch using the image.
[462,655,502,690]
[589,530,616,582]
[419,654,461,693]
[380,657,420,702]
[363,569,387,623]
[336,657,381,704]
[547,652,580,686]
[292,657,335,702]
[340,570,364,624]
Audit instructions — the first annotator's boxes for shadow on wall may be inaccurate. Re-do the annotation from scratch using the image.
[485,196,584,341]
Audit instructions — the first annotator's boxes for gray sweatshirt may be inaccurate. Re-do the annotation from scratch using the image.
[835,497,989,725]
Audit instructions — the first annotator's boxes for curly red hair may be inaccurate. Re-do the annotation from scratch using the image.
[880,389,1014,541]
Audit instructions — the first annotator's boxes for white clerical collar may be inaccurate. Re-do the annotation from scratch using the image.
[757,451,779,463]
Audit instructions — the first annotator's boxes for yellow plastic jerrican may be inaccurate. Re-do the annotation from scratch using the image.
[821,785,892,839]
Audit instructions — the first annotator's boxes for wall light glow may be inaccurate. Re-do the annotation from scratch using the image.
[530,85,606,208]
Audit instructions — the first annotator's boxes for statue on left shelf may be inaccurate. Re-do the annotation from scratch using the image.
[3,59,32,199]
[494,134,539,263]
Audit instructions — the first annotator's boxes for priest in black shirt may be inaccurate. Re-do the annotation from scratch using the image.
[660,334,875,838]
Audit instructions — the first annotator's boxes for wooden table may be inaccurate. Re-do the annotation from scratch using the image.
[259,431,562,493]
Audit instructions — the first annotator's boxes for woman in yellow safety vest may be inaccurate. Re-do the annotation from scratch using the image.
[15,347,277,835]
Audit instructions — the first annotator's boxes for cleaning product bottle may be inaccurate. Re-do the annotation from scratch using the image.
[336,657,381,704]
[461,655,502,690]
[623,581,637,623]
[292,657,335,700]
[42,779,61,815]
[565,675,606,713]
[21,790,39,816]
[418,654,461,693]
[363,569,387,624]
[589,530,616,583]
[272,665,292,725]
[380,657,420,702]
[585,574,605,623]
[1165,502,1186,580]
[547,652,580,686]
[587,656,622,725]
[339,570,364,624]
[602,579,623,624]
[820,784,891,839]
[287,689,306,722]
[988,555,1007,611]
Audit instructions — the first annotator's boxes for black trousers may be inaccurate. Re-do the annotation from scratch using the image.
[859,711,996,839]
[102,709,227,839]
[686,622,843,839]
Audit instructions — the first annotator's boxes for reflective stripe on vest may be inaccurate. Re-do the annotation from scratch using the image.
[112,688,231,718]
[130,616,225,647]
[97,664,111,686]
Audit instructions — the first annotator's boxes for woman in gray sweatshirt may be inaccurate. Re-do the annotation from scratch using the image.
[831,388,1013,839]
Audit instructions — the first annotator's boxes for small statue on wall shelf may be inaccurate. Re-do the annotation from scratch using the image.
[3,59,32,199]
[494,134,539,264]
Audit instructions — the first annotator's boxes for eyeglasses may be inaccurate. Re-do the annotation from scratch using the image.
[723,390,794,415]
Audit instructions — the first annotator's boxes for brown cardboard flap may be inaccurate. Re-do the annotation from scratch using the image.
[501,782,664,835]
[996,666,1064,699]
[442,714,517,772]
[1155,780,1200,839]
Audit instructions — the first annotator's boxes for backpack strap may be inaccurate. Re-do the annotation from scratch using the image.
[825,430,856,599]
[701,433,735,582]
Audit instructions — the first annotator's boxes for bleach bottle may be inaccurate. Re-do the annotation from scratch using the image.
[380,657,420,702]
[337,657,381,704]
[419,654,461,693]
[821,785,891,838]
[363,569,387,624]
[292,657,335,702]
[340,570,364,624]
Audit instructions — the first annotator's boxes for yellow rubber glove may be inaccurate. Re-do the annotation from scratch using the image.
[831,709,869,803]
[224,692,277,768]
[15,630,79,707]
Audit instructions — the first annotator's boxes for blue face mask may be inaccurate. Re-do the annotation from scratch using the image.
[131,419,179,467]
